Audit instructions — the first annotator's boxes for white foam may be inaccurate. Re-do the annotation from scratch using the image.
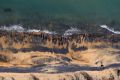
[0,25,57,34]
[42,30,57,34]
[100,25,120,34]
[0,25,24,32]
[27,29,41,32]
[63,27,81,36]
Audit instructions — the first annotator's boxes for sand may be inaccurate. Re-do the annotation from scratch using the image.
[0,47,119,80]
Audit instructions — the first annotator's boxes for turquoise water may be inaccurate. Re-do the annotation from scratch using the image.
[0,0,120,29]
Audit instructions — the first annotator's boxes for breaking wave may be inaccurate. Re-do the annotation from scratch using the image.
[0,25,57,34]
[42,30,57,34]
[0,25,24,32]
[27,29,41,33]
[100,25,120,34]
[0,25,81,36]
[0,24,120,35]
[63,27,81,36]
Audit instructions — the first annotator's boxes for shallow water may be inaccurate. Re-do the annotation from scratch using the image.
[0,0,120,30]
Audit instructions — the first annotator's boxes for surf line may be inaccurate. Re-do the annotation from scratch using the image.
[100,25,120,34]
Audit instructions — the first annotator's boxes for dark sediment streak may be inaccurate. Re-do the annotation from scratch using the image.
[0,30,119,53]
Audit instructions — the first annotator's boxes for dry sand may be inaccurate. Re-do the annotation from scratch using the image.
[0,47,120,80]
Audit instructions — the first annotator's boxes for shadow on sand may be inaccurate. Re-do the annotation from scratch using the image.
[0,63,120,73]
[12,46,88,54]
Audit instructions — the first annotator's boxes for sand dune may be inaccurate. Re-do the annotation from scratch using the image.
[0,47,119,80]
[0,31,119,80]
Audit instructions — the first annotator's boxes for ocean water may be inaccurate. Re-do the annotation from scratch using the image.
[0,0,120,31]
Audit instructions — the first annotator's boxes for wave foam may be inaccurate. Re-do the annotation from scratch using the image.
[42,30,57,34]
[100,25,120,34]
[0,25,24,32]
[27,29,41,32]
[0,25,57,34]
[63,27,81,36]
[1,24,120,35]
